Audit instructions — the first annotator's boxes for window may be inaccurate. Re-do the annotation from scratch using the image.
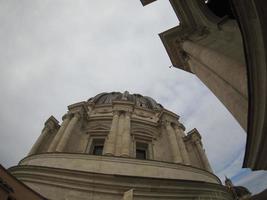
[135,142,148,160]
[90,138,105,156]
[93,145,103,155]
[136,149,146,159]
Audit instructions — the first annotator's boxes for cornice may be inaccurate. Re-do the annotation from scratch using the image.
[45,115,59,125]
[16,153,221,184]
[177,122,186,131]
[131,117,158,127]
[87,115,113,121]
[9,164,230,198]
[112,100,135,107]
[186,128,202,142]
[44,116,60,130]
[159,109,179,120]
[68,101,86,110]
[131,126,159,139]
[159,26,193,72]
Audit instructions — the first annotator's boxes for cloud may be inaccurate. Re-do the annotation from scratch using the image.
[0,0,266,194]
[0,0,178,167]
[232,170,267,194]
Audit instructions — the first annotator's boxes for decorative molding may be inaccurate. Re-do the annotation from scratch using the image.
[10,165,230,199]
[44,116,60,131]
[17,153,220,183]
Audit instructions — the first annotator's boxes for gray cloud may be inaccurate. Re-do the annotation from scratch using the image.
[234,170,267,194]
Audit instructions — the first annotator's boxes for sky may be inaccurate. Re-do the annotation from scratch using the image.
[0,0,266,195]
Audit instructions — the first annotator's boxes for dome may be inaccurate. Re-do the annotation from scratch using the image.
[87,91,163,110]
[11,91,228,200]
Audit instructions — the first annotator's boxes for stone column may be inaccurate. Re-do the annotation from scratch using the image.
[48,114,71,152]
[165,121,182,163]
[194,138,213,172]
[174,124,190,165]
[103,111,120,156]
[121,111,131,157]
[115,113,125,156]
[188,57,247,130]
[28,126,50,155]
[182,40,247,97]
[56,113,81,152]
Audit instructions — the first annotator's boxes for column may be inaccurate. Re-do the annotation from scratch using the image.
[115,113,125,156]
[174,124,190,165]
[188,57,248,130]
[48,114,71,152]
[121,111,131,157]
[194,139,213,172]
[56,113,80,152]
[28,126,50,155]
[182,40,247,97]
[165,121,182,163]
[103,111,120,155]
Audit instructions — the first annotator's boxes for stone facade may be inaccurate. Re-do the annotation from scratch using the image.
[10,92,233,200]
[140,0,267,170]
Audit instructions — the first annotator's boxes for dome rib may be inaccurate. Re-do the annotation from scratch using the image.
[88,91,163,110]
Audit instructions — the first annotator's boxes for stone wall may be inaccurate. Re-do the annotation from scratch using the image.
[27,99,211,171]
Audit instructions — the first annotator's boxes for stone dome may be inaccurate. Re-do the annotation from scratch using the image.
[87,91,163,110]
[11,91,229,200]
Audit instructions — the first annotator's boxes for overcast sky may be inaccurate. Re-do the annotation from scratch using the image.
[0,0,266,195]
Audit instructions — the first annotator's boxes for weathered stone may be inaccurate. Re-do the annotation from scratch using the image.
[11,92,233,200]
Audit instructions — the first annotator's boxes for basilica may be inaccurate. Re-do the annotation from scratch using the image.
[8,91,234,199]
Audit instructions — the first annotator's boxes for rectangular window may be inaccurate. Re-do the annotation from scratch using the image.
[90,138,105,156]
[93,145,103,155]
[136,142,148,160]
[136,149,146,159]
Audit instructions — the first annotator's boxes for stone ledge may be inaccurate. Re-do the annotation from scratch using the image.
[10,165,231,199]
[18,153,220,184]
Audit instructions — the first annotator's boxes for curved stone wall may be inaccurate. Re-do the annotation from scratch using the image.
[10,165,232,200]
[19,153,220,184]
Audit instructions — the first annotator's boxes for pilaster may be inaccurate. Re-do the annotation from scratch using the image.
[56,112,81,152]
[48,113,71,152]
[121,111,132,157]
[103,110,120,156]
[182,40,247,97]
[191,131,213,172]
[115,112,125,156]
[164,121,182,164]
[188,56,247,130]
[174,123,190,165]
[28,116,59,155]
